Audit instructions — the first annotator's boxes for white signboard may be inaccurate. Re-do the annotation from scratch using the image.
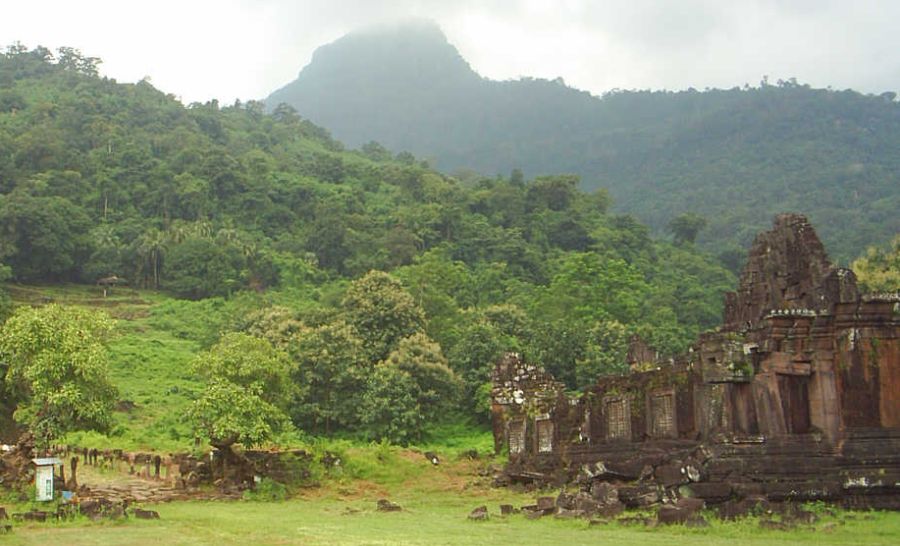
[35,465,53,501]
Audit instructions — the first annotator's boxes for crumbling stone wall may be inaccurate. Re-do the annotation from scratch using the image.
[493,214,900,509]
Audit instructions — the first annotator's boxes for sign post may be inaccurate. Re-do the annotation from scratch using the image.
[31,458,62,502]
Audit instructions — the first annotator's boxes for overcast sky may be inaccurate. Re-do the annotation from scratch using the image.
[3,0,898,104]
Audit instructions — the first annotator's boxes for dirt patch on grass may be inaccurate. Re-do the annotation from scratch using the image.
[399,456,484,495]
[302,479,391,501]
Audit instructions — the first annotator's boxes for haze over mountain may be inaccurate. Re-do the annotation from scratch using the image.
[267,20,900,261]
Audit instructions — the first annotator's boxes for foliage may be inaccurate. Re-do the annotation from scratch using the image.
[0,304,117,446]
[341,271,426,361]
[447,318,512,418]
[288,320,369,434]
[384,333,460,419]
[0,193,92,281]
[0,44,756,443]
[163,237,245,299]
[233,305,307,348]
[360,333,462,443]
[576,320,630,386]
[266,22,900,261]
[0,262,11,321]
[188,333,293,448]
[668,213,708,246]
[242,477,288,502]
[852,235,900,293]
[358,365,423,444]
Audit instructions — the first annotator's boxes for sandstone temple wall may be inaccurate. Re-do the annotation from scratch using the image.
[492,214,900,508]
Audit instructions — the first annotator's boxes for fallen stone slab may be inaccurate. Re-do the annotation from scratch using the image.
[682,482,733,502]
[597,501,625,518]
[19,511,49,522]
[658,505,690,525]
[617,516,654,527]
[133,508,160,519]
[655,462,690,487]
[574,495,601,515]
[618,485,661,508]
[589,481,619,505]
[676,497,705,513]
[658,497,705,525]
[376,499,402,512]
[686,515,709,528]
[555,508,586,519]
[524,509,544,520]
[468,506,488,521]
[556,491,576,510]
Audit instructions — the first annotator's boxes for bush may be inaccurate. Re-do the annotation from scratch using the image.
[243,477,287,502]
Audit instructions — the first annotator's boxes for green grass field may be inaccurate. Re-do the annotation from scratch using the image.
[5,491,900,545]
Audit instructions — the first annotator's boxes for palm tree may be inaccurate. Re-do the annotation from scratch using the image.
[136,227,167,288]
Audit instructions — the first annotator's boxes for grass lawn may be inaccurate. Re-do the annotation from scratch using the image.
[5,492,900,546]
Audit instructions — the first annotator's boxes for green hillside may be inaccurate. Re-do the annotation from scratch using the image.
[267,20,900,260]
[1,44,735,448]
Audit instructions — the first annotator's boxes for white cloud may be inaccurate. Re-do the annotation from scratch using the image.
[1,0,897,104]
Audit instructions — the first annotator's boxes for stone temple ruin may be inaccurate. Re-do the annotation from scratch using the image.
[492,214,900,510]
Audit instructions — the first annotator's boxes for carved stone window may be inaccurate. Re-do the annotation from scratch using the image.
[605,397,631,441]
[536,418,554,453]
[508,419,525,455]
[648,389,676,438]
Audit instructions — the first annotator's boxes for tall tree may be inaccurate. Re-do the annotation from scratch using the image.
[0,305,117,447]
[289,321,368,434]
[668,213,708,246]
[188,333,294,449]
[341,271,426,361]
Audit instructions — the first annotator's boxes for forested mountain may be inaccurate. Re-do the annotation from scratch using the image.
[267,20,900,261]
[0,43,737,411]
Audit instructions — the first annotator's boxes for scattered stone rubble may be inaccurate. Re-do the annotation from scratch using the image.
[376,499,402,512]
[492,214,900,513]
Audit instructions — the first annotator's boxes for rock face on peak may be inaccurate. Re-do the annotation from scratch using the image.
[266,20,485,151]
[298,20,478,86]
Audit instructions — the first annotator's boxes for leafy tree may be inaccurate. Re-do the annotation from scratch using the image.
[233,305,307,348]
[289,321,369,433]
[852,235,900,292]
[528,317,589,388]
[0,304,117,447]
[525,175,579,212]
[0,193,92,281]
[447,319,511,418]
[381,332,460,423]
[163,237,246,299]
[358,365,421,444]
[341,271,426,361]
[187,333,293,449]
[668,213,708,246]
[537,252,649,325]
[575,320,630,387]
[0,263,11,322]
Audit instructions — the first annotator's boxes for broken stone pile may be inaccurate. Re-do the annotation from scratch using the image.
[3,501,160,524]
[471,488,834,528]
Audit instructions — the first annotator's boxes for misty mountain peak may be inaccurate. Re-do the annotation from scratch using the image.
[297,18,478,84]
